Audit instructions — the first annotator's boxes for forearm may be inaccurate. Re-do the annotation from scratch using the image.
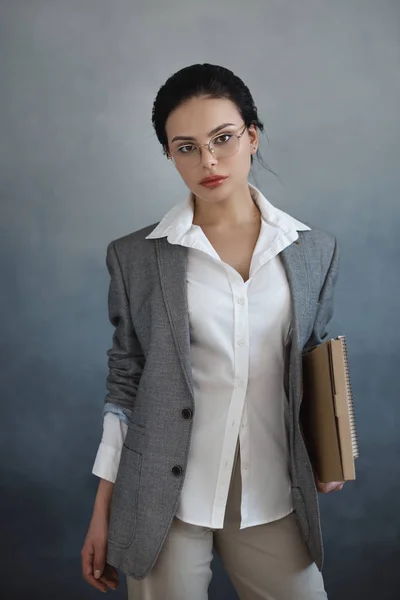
[93,478,114,521]
[91,414,127,520]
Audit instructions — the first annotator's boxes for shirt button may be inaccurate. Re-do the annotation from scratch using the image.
[237,297,245,305]
[238,381,244,388]
[244,463,249,470]
[238,339,245,346]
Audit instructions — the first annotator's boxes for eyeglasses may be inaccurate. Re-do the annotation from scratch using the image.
[169,123,248,168]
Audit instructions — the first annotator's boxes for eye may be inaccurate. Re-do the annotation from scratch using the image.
[213,133,233,145]
[177,144,197,154]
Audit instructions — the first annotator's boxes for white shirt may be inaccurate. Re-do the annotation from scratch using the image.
[92,183,311,529]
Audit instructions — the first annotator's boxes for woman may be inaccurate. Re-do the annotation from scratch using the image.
[81,63,343,599]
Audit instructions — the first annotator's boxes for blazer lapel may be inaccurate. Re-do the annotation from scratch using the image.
[155,238,194,400]
[281,235,315,415]
[281,235,312,346]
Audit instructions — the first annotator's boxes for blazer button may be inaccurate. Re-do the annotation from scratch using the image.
[181,408,193,420]
[172,465,183,477]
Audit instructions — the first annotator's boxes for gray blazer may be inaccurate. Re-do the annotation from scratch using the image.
[103,222,339,580]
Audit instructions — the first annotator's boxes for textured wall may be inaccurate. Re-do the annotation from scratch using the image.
[1,1,399,598]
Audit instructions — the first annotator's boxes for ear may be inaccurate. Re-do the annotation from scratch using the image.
[164,145,171,160]
[247,124,259,153]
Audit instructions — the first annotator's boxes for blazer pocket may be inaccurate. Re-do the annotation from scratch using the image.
[128,420,146,435]
[108,445,142,548]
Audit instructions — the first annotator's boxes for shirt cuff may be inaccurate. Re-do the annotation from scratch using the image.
[92,442,124,483]
[92,412,128,482]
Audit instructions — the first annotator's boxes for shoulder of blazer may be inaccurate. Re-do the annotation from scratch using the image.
[106,222,161,281]
[110,222,161,256]
[298,225,336,260]
[297,225,338,294]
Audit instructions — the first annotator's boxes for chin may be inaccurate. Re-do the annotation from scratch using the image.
[194,182,233,203]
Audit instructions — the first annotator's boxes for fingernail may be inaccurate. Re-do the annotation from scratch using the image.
[94,570,101,579]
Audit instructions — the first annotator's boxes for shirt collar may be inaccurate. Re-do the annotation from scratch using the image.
[145,183,311,242]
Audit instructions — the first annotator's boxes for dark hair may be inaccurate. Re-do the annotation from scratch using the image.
[151,63,272,172]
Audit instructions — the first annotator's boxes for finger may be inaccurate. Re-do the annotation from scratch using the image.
[102,563,118,577]
[81,546,108,592]
[86,576,108,593]
[100,565,119,590]
[93,543,107,580]
[328,482,344,492]
[104,567,118,581]
[81,543,95,579]
[100,576,118,589]
[326,483,338,493]
[326,482,344,493]
[108,565,118,579]
[318,482,332,494]
[100,575,119,591]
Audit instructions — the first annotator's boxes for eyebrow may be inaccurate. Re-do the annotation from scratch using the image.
[171,123,237,144]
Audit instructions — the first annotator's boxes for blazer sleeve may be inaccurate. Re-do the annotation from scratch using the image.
[104,241,145,417]
[304,236,340,350]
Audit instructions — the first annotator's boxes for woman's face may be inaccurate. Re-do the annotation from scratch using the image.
[165,96,258,203]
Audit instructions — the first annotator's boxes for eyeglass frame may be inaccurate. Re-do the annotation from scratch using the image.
[167,122,249,166]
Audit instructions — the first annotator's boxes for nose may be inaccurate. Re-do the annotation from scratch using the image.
[199,144,218,169]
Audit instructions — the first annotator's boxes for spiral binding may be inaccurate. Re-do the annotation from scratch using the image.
[338,335,359,459]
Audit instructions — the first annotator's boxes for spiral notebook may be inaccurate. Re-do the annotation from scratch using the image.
[301,336,359,483]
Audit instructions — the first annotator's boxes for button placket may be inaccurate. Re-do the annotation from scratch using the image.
[233,280,249,402]
[213,271,249,526]
[233,279,250,506]
[233,279,248,350]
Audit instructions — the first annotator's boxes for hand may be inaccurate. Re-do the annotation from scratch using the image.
[81,513,119,593]
[315,475,344,494]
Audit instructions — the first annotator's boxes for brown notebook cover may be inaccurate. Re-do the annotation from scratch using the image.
[301,336,359,483]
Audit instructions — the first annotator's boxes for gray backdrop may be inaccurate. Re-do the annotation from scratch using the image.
[1,1,399,598]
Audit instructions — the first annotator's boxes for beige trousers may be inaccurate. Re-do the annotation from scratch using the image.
[127,441,327,600]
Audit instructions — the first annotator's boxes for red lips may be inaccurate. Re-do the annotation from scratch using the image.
[199,175,228,184]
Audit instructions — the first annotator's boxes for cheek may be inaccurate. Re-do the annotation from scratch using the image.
[228,147,252,176]
[176,166,199,188]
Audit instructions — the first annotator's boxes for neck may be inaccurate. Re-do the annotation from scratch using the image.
[192,183,260,228]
